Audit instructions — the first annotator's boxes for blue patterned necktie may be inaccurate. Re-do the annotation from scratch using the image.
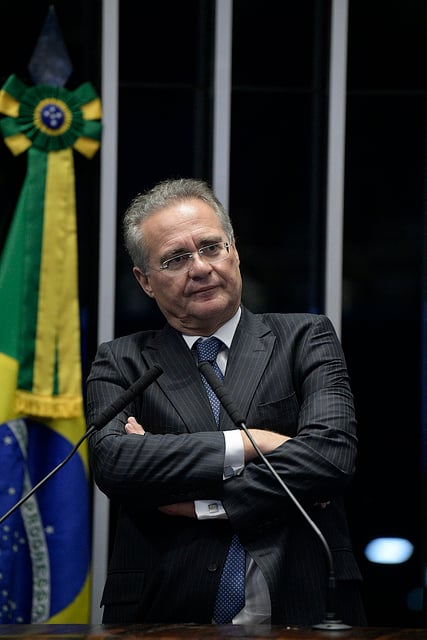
[196,337,246,623]
[196,337,224,425]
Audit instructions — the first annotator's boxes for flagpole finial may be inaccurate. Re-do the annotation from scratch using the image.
[28,5,73,87]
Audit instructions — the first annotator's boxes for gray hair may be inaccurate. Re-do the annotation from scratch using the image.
[123,178,235,272]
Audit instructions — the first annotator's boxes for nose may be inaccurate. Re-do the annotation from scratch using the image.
[188,252,212,276]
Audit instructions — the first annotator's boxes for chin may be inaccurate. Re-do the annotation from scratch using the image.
[194,297,226,313]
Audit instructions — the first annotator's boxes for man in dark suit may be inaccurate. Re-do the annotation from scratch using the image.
[86,178,366,626]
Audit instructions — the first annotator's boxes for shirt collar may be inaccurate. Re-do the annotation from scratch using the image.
[182,307,241,350]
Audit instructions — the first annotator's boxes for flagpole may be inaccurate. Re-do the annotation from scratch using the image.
[90,0,120,623]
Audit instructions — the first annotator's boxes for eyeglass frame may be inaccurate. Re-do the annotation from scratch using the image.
[150,241,233,276]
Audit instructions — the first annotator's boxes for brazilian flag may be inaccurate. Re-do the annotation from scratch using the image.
[0,74,101,622]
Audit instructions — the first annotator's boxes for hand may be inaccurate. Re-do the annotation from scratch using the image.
[314,501,331,509]
[125,416,145,434]
[158,502,196,518]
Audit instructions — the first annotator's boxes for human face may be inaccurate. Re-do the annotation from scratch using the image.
[133,198,242,335]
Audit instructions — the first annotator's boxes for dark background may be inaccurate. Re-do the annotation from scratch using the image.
[0,0,426,628]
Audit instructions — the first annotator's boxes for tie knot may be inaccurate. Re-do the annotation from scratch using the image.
[196,336,222,363]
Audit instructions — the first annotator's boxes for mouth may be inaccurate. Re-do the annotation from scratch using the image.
[191,286,217,297]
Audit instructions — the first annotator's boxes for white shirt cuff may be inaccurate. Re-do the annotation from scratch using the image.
[195,500,227,519]
[223,429,245,479]
[194,430,245,520]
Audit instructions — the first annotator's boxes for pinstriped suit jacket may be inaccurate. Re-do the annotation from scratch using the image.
[86,307,366,625]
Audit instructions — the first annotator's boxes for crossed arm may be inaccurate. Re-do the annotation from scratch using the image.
[125,416,290,518]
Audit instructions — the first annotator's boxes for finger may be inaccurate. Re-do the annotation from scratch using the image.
[125,417,145,434]
[128,416,143,429]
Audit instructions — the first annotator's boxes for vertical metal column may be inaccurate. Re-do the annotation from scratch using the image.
[212,0,233,210]
[90,0,119,623]
[324,0,349,337]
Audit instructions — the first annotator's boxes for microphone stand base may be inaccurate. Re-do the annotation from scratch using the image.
[312,619,352,631]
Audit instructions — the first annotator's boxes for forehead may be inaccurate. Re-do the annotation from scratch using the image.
[142,198,223,248]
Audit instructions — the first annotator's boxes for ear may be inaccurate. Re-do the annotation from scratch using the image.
[133,266,155,298]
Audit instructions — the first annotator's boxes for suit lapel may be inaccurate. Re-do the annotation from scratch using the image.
[141,325,218,433]
[223,309,275,428]
[138,308,275,433]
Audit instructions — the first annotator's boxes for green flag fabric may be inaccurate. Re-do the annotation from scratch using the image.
[0,74,101,622]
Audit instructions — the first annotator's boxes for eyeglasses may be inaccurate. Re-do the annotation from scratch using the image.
[155,241,232,276]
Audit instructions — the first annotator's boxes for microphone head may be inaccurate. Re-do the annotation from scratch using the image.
[90,364,163,430]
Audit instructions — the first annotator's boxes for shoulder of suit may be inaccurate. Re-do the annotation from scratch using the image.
[105,329,162,350]
[250,310,330,334]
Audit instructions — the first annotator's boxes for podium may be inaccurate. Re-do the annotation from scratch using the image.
[0,625,426,639]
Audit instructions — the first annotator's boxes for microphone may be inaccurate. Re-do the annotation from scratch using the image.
[198,360,351,631]
[0,364,163,525]
[89,363,163,430]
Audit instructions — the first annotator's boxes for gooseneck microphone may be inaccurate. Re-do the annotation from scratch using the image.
[198,360,351,631]
[89,364,163,431]
[0,364,163,526]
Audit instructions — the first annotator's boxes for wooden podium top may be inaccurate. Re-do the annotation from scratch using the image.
[0,624,426,640]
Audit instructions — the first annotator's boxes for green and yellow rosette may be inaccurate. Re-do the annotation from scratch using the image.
[0,74,102,421]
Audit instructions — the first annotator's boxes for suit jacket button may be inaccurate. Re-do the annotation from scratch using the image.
[207,563,218,572]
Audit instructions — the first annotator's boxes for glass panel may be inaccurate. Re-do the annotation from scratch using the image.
[119,0,211,84]
[115,1,215,336]
[230,0,330,314]
[345,0,426,626]
[347,0,427,91]
[232,0,326,88]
